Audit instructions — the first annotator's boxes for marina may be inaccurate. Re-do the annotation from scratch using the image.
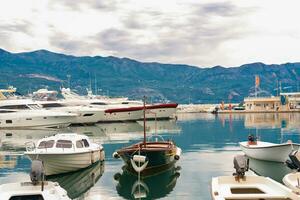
[1,1,300,199]
[1,112,300,199]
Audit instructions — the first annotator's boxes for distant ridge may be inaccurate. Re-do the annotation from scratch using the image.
[0,48,299,103]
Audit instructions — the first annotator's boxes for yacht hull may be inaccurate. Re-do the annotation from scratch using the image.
[145,104,178,119]
[103,109,143,122]
[0,116,74,128]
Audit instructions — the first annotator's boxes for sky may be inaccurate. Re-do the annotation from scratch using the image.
[0,0,300,67]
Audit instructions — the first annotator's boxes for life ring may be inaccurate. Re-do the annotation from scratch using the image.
[130,155,148,173]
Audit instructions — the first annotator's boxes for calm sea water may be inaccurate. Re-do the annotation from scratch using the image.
[0,113,299,199]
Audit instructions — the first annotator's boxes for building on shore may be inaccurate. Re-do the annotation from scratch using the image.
[244,92,300,112]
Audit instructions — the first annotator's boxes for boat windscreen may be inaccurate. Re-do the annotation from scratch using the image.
[38,140,55,149]
[56,140,72,148]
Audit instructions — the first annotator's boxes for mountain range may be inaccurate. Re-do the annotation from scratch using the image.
[0,48,299,103]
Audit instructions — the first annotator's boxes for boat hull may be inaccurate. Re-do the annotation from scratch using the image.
[103,109,143,122]
[0,115,74,128]
[26,149,105,176]
[283,172,300,194]
[145,104,178,119]
[240,141,299,162]
[117,142,180,173]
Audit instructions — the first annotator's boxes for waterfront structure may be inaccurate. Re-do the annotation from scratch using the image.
[244,92,300,112]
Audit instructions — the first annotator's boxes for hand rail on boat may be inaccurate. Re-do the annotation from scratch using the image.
[25,141,36,152]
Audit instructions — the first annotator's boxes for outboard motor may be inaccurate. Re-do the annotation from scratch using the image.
[233,155,249,178]
[247,134,257,145]
[30,160,45,186]
[286,150,300,171]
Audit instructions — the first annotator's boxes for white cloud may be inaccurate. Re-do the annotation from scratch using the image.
[0,0,299,67]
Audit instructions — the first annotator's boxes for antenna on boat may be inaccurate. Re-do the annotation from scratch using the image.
[94,74,97,95]
[143,96,147,146]
[67,74,71,89]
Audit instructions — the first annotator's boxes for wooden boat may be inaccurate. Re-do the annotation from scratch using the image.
[211,155,299,200]
[113,98,181,173]
[240,135,300,162]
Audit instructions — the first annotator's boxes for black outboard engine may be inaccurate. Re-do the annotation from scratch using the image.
[233,155,249,178]
[30,160,45,185]
[286,150,300,171]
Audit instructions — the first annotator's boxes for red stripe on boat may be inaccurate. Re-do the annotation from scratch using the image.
[105,103,178,113]
[145,103,178,109]
[105,106,143,113]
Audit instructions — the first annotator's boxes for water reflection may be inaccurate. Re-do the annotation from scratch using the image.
[114,164,180,200]
[248,157,292,183]
[46,161,105,199]
[0,128,60,151]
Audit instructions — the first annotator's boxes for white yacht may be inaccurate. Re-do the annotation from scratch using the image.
[25,133,105,175]
[61,88,178,120]
[0,109,76,128]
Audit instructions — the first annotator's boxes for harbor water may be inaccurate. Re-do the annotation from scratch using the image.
[0,113,299,199]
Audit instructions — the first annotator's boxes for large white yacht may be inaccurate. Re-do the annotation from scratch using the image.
[61,88,178,120]
[0,99,77,128]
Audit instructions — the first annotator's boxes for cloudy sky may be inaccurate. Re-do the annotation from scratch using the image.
[0,0,300,67]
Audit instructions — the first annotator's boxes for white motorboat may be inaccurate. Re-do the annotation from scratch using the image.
[0,160,70,200]
[240,140,300,162]
[283,172,300,195]
[212,175,299,200]
[25,133,105,175]
[0,181,70,200]
[211,155,299,200]
[0,109,77,128]
[282,150,300,194]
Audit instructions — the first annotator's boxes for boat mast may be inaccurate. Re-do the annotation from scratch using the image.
[143,96,146,146]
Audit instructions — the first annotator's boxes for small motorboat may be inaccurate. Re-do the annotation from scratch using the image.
[211,155,299,200]
[240,134,300,162]
[283,150,300,194]
[0,160,70,200]
[113,97,181,174]
[25,133,105,175]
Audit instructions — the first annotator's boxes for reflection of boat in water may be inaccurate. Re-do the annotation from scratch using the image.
[46,161,105,199]
[248,157,292,182]
[137,120,181,134]
[0,128,61,151]
[0,154,17,169]
[114,164,180,199]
